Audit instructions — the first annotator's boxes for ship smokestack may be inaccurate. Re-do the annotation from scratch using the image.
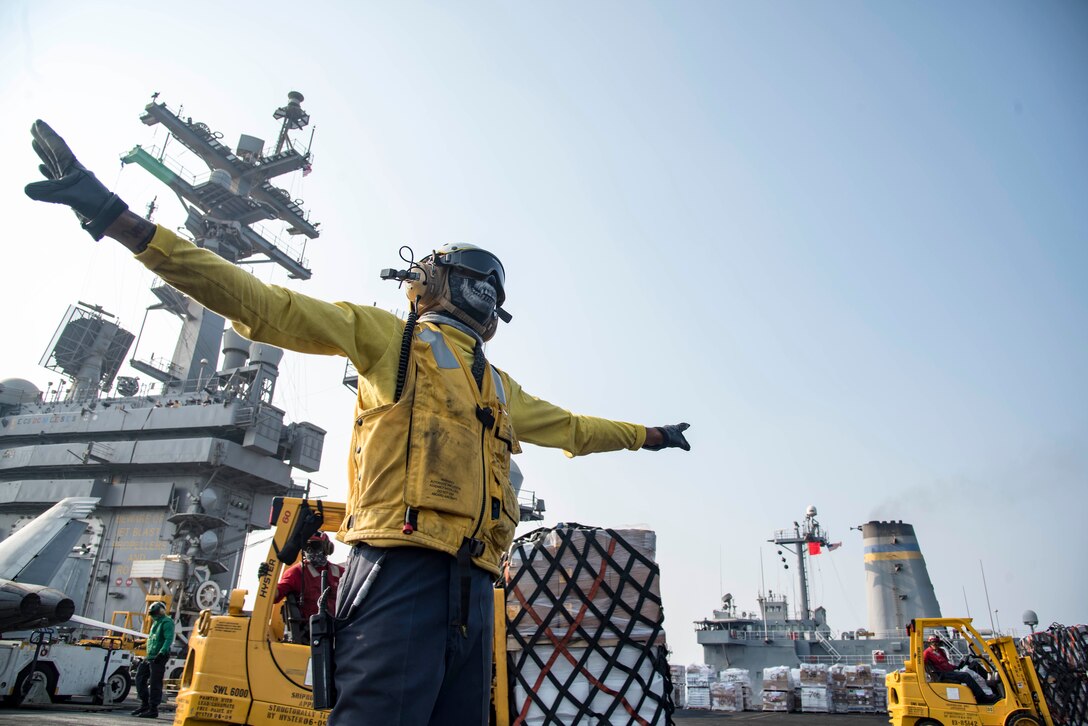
[221,329,250,370]
[862,520,941,634]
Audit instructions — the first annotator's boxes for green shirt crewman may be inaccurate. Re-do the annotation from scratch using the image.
[133,601,175,718]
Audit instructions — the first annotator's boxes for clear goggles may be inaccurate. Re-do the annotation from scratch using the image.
[436,249,506,302]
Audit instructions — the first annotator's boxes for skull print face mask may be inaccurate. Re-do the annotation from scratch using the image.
[448,271,498,326]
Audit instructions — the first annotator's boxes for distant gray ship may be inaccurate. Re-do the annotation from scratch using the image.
[695,507,941,691]
[0,93,328,651]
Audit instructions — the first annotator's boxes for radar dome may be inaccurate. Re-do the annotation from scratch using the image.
[0,378,42,406]
[806,505,818,518]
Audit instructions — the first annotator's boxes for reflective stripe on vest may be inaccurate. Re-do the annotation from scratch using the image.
[490,366,506,405]
[420,326,507,406]
[418,328,460,369]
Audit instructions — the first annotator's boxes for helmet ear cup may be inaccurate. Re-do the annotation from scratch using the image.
[322,535,334,555]
[404,260,444,312]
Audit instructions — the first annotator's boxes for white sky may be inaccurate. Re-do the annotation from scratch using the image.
[2,2,1085,665]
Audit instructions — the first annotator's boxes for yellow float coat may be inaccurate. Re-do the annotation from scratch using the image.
[136,227,646,573]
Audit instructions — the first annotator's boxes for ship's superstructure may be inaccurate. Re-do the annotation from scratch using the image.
[695,508,942,692]
[0,93,327,648]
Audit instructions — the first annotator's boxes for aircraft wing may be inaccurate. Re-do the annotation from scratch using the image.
[0,497,99,632]
[0,497,99,583]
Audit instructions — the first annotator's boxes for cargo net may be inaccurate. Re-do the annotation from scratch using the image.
[502,523,675,726]
[1019,623,1088,725]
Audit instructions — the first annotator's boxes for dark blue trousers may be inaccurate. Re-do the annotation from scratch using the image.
[328,544,495,726]
[134,656,166,708]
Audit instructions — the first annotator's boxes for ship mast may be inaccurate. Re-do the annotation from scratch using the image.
[768,505,831,622]
[122,91,320,393]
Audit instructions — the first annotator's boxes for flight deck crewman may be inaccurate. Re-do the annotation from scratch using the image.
[132,601,175,719]
[25,120,692,726]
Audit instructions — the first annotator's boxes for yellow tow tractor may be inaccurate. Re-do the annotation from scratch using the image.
[886,617,1053,726]
[174,497,511,726]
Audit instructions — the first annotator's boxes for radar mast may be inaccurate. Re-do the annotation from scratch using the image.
[121,92,321,392]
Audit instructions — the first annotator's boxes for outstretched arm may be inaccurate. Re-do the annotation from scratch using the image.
[24,120,402,366]
[505,374,691,455]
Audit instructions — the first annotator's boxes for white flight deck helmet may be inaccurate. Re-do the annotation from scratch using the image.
[405,243,509,341]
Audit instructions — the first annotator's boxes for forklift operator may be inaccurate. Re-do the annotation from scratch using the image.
[26,120,692,726]
[923,635,995,703]
[273,532,343,636]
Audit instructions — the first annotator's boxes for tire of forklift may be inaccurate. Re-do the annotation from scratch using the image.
[9,663,58,705]
[1006,714,1042,726]
[105,668,133,704]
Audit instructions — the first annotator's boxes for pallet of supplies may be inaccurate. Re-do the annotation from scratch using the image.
[684,664,713,710]
[801,685,831,713]
[799,662,829,687]
[504,524,674,725]
[1019,623,1088,726]
[761,665,793,692]
[710,681,742,711]
[669,665,686,709]
[513,643,670,724]
[845,663,873,687]
[761,666,795,712]
[761,688,795,712]
[841,687,875,713]
[718,668,754,710]
[872,668,888,714]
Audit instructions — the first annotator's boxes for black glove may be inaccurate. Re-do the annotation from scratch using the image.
[257,562,272,579]
[644,422,691,451]
[25,120,128,240]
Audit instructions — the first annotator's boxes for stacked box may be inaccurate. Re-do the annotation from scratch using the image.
[840,688,876,713]
[801,686,831,712]
[799,663,829,686]
[762,666,796,712]
[828,664,878,713]
[684,664,713,710]
[505,527,661,642]
[710,681,742,711]
[504,525,674,726]
[718,668,754,710]
[846,663,874,687]
[761,689,795,712]
[514,644,670,724]
[669,664,686,709]
[799,662,831,712]
[1019,623,1088,726]
[762,665,792,691]
[843,665,875,712]
[828,664,846,713]
[872,668,888,714]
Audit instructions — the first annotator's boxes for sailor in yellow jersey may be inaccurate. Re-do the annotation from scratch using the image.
[26,120,691,726]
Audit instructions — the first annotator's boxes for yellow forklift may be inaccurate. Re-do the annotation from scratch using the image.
[886,617,1053,726]
[173,497,511,726]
